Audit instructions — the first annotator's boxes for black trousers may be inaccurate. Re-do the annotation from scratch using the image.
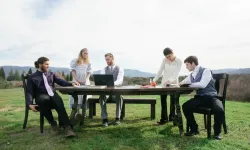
[182,95,224,135]
[160,94,175,121]
[35,92,70,128]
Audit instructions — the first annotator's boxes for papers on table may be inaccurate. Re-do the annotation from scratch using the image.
[166,84,180,87]
[116,85,179,89]
[140,84,179,88]
[74,85,107,89]
[73,84,180,89]
[115,85,141,89]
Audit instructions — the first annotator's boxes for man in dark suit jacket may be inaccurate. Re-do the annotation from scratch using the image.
[27,57,79,137]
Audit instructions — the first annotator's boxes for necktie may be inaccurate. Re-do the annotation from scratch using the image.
[111,66,113,71]
[43,73,54,97]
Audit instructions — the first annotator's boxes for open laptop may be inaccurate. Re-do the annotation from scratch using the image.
[93,74,114,87]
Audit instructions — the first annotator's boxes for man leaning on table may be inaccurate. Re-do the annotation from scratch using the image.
[99,53,124,127]
[180,56,224,140]
[151,47,182,125]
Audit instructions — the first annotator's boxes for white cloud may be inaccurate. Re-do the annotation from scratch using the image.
[0,0,250,75]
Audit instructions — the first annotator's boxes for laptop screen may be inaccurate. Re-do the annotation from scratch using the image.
[93,74,114,86]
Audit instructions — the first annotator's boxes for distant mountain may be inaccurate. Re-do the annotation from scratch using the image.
[1,66,249,78]
[93,69,155,77]
[212,68,250,74]
[0,66,155,78]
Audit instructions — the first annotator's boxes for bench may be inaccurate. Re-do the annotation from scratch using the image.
[88,97,156,120]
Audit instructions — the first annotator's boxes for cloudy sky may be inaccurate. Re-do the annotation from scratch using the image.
[0,0,250,75]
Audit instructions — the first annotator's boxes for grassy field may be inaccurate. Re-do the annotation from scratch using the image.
[0,88,250,150]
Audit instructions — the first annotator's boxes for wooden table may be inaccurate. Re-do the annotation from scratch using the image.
[56,86,197,135]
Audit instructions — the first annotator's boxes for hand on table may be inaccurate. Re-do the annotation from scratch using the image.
[151,81,156,87]
[72,82,80,87]
[163,80,171,87]
[80,80,86,85]
[74,78,81,84]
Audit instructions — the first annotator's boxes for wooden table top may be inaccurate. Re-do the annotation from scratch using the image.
[56,85,197,95]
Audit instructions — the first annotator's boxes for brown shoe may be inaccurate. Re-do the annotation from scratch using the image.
[64,126,76,138]
[51,121,60,136]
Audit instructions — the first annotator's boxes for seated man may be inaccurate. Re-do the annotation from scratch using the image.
[180,56,224,140]
[27,57,79,137]
[99,53,124,127]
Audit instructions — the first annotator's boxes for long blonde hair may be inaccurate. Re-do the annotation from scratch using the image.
[76,48,90,65]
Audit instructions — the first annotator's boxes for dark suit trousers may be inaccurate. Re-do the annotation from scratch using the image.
[35,92,70,128]
[160,94,175,121]
[182,95,224,135]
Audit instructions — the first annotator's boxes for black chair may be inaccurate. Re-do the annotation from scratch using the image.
[22,73,61,133]
[186,73,229,138]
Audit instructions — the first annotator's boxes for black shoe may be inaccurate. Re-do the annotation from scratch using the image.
[102,119,109,127]
[184,130,200,136]
[114,118,121,125]
[157,119,168,125]
[214,135,222,140]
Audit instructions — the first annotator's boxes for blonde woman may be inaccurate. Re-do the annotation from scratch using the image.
[69,48,92,109]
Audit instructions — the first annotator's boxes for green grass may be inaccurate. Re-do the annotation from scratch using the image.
[0,88,250,150]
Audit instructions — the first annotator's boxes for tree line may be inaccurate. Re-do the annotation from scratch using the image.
[0,68,33,81]
[0,67,186,84]
[0,67,74,81]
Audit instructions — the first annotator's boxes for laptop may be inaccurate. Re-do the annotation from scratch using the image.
[93,74,114,87]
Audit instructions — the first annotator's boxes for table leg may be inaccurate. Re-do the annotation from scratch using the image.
[175,93,184,136]
[170,96,176,121]
[80,95,87,126]
[69,93,78,126]
[89,101,93,119]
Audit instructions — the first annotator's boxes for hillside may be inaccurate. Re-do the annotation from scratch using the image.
[1,66,250,78]
[0,66,155,78]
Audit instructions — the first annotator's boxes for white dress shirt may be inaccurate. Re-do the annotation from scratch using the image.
[100,65,124,86]
[153,57,182,87]
[181,65,212,88]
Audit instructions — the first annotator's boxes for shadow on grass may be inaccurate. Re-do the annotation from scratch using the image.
[0,111,215,150]
[72,122,212,150]
[0,115,218,150]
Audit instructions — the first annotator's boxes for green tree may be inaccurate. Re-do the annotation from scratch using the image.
[28,68,32,74]
[70,71,73,81]
[0,67,6,79]
[7,69,14,81]
[14,69,21,81]
[62,71,65,79]
[20,70,26,80]
[66,74,70,81]
[0,77,12,89]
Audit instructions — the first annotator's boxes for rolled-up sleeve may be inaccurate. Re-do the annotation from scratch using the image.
[114,67,124,86]
[153,59,165,82]
[87,63,92,73]
[190,69,212,88]
[70,59,77,70]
